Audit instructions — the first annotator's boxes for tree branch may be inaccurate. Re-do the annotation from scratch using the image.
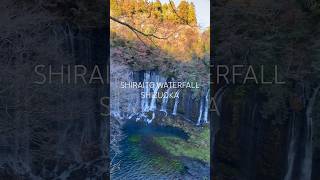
[110,16,184,40]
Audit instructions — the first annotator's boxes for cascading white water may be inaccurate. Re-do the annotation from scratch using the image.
[114,70,212,125]
[160,88,171,115]
[111,70,141,120]
[141,71,151,112]
[138,71,166,123]
[172,89,181,115]
[127,99,140,119]
[111,79,123,119]
[301,85,320,180]
[284,114,296,180]
[146,112,156,124]
[197,96,204,126]
[150,73,161,111]
[202,89,210,123]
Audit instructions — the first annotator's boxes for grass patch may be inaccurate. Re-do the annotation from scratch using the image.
[154,127,210,162]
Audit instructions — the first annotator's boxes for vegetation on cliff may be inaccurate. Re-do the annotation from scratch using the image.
[110,0,210,87]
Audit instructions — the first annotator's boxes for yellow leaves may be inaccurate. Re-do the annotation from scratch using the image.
[110,0,210,61]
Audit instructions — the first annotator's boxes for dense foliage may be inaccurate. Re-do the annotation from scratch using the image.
[111,0,197,25]
[111,0,209,61]
[110,0,210,89]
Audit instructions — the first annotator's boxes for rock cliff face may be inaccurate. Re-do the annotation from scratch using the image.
[213,90,288,180]
[0,1,108,179]
[110,59,210,125]
[213,88,320,180]
[212,0,320,180]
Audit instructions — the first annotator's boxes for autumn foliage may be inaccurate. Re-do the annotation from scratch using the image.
[110,0,209,61]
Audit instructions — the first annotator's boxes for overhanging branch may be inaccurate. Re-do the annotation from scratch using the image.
[110,16,184,40]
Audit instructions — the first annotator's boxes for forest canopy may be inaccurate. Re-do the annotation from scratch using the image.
[110,0,210,61]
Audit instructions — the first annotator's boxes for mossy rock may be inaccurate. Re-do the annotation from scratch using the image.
[128,135,142,143]
[153,127,210,163]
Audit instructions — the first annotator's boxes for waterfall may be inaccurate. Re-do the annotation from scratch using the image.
[196,88,210,126]
[284,114,296,180]
[160,88,171,115]
[113,69,212,125]
[141,71,151,112]
[202,89,210,123]
[301,85,320,180]
[150,73,161,111]
[111,79,123,119]
[146,112,156,124]
[127,99,139,119]
[197,96,204,125]
[138,71,165,123]
[172,89,181,115]
[111,71,141,120]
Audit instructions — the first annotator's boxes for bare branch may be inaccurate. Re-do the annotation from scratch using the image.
[110,16,184,40]
[132,30,148,47]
